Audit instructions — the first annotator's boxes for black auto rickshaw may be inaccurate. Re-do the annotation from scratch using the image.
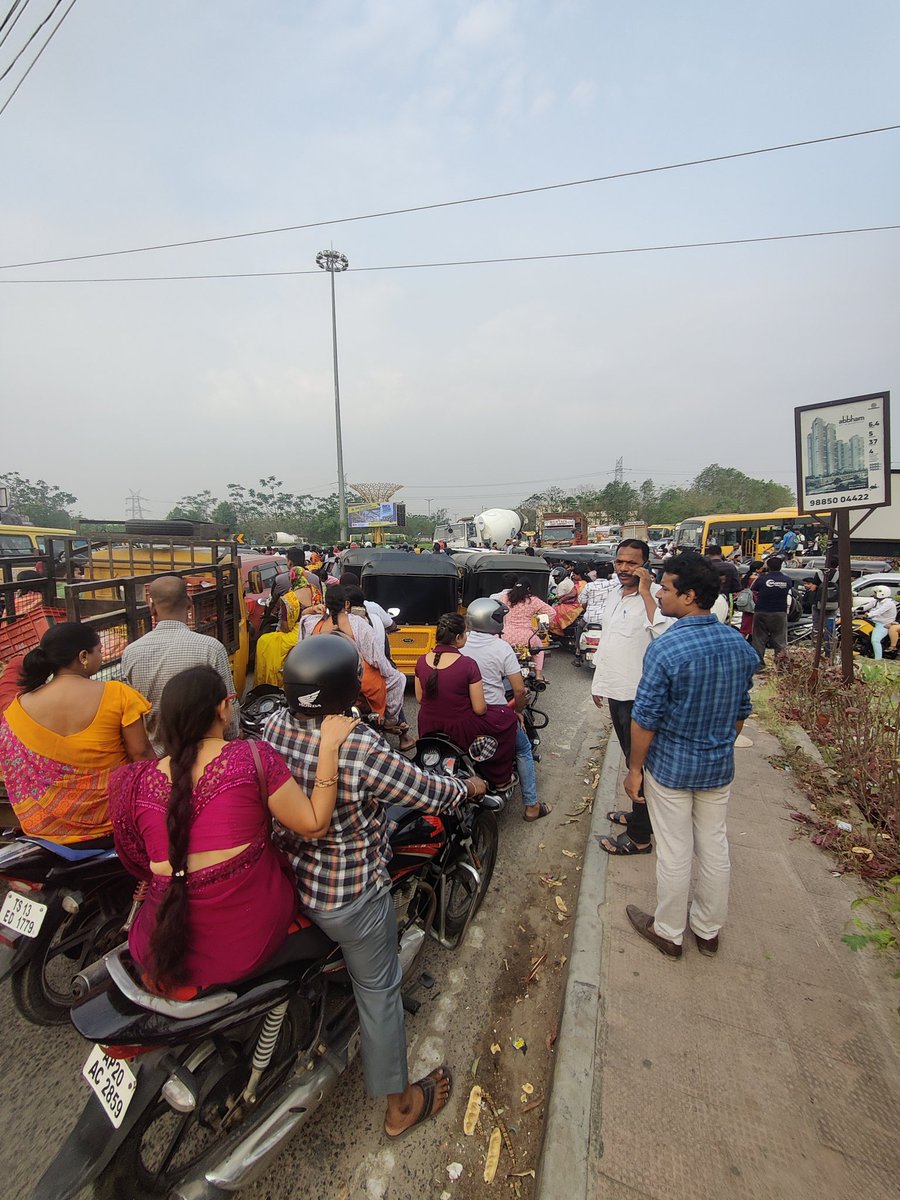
[454,551,551,607]
[540,545,616,572]
[359,552,460,676]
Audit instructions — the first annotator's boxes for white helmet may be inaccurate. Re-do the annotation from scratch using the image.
[872,585,893,600]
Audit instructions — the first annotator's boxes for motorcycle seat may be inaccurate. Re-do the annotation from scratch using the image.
[24,837,117,862]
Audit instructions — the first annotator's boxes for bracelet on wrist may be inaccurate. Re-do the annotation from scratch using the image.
[314,774,339,788]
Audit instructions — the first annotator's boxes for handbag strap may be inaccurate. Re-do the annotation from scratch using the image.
[247,739,269,802]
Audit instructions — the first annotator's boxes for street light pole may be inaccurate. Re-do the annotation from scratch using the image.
[425,497,434,517]
[316,249,350,543]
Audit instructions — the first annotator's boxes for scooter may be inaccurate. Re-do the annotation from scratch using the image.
[843,606,899,659]
[0,832,134,1026]
[573,622,602,668]
[34,743,500,1200]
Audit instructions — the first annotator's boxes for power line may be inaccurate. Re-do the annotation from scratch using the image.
[0,0,29,50]
[0,0,64,83]
[1,122,898,271]
[2,223,897,283]
[0,0,77,118]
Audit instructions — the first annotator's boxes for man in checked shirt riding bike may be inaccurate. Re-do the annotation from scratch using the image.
[263,635,487,1138]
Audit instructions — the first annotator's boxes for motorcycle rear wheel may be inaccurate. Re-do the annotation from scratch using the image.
[443,810,499,940]
[94,998,311,1200]
[11,891,128,1026]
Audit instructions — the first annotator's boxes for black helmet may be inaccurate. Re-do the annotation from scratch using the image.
[466,597,508,634]
[282,634,361,718]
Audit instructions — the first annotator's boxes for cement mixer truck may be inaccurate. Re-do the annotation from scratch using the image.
[434,508,523,549]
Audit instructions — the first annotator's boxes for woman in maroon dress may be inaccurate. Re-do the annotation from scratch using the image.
[414,614,517,786]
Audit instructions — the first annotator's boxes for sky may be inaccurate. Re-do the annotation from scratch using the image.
[1,0,898,523]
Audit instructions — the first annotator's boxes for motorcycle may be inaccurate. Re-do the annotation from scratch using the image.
[510,646,550,761]
[0,832,134,1026]
[34,739,500,1200]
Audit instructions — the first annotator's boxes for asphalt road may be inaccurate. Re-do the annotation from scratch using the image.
[0,657,603,1200]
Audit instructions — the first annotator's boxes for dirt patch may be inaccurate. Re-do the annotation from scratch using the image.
[445,747,604,1199]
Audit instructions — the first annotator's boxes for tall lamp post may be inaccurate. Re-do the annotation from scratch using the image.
[316,249,350,543]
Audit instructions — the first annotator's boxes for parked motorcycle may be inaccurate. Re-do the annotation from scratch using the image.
[34,739,500,1200]
[0,832,134,1026]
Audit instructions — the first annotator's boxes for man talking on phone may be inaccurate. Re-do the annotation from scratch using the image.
[591,540,673,855]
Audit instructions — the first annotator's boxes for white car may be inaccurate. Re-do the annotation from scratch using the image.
[850,573,900,601]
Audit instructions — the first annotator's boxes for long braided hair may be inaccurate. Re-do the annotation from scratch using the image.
[425,612,466,699]
[148,665,227,990]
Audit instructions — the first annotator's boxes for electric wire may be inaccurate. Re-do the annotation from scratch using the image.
[2,223,897,283]
[0,0,28,49]
[0,0,63,83]
[0,0,25,35]
[0,0,76,117]
[1,122,898,270]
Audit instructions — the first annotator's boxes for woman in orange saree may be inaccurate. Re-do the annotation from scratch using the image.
[0,623,153,843]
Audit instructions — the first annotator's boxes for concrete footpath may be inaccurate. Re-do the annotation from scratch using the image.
[538,718,900,1200]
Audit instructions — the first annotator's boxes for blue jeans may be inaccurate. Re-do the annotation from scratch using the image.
[872,623,888,660]
[515,723,538,808]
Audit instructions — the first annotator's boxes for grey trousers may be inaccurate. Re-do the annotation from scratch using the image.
[751,610,787,660]
[308,882,408,1097]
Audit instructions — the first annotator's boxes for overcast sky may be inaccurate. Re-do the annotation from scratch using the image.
[1,0,898,522]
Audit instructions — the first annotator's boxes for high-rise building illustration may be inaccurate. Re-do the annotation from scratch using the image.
[805,417,867,483]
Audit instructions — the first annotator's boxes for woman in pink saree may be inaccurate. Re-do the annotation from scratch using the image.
[110,665,356,996]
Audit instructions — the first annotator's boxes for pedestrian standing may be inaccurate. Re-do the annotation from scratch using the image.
[591,540,672,856]
[623,554,758,958]
[120,575,239,754]
[750,556,792,671]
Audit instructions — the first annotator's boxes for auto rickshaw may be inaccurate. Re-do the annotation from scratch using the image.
[454,551,551,607]
[359,552,460,676]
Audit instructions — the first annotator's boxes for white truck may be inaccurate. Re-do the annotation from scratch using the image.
[434,508,522,549]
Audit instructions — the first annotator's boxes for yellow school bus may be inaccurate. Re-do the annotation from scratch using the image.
[673,508,828,558]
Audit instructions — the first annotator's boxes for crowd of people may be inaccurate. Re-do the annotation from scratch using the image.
[0,530,895,1139]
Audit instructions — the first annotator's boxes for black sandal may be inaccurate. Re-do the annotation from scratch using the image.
[524,801,551,822]
[384,1065,453,1139]
[606,810,630,826]
[599,832,652,855]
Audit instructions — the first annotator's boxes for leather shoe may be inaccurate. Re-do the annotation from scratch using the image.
[693,931,719,957]
[626,905,682,959]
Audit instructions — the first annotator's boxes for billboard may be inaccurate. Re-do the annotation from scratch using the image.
[794,392,891,513]
[348,502,407,529]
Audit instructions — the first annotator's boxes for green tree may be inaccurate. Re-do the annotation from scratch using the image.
[690,464,793,514]
[0,471,77,527]
[599,481,640,524]
[167,490,217,522]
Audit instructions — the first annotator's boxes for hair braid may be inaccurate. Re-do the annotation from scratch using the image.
[146,664,226,991]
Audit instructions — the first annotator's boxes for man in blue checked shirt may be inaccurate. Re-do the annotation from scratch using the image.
[623,554,758,960]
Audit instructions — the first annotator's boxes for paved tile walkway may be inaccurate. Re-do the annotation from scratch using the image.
[589,719,900,1200]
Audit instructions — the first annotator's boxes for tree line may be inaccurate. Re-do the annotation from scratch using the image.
[0,464,794,544]
[519,464,794,528]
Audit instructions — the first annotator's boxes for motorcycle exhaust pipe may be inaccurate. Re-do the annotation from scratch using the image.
[72,943,123,1001]
[172,1010,360,1200]
[172,924,425,1199]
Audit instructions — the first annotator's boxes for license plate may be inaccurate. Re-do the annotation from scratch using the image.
[0,889,47,939]
[83,1046,137,1128]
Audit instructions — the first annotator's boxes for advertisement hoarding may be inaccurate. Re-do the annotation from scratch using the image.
[794,392,891,514]
[348,502,407,529]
